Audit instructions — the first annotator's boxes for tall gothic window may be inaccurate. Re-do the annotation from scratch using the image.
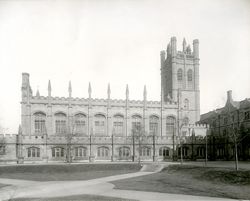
[113,114,124,136]
[187,69,193,81]
[74,113,87,135]
[149,115,159,136]
[55,112,67,134]
[131,115,142,135]
[97,146,109,158]
[34,112,46,134]
[27,147,40,158]
[177,69,183,81]
[159,147,170,157]
[187,69,193,88]
[184,99,189,110]
[166,116,176,136]
[94,114,106,136]
[52,147,64,157]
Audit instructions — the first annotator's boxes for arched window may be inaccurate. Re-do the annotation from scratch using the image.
[55,112,67,134]
[184,99,189,110]
[178,147,188,157]
[187,69,193,81]
[97,146,109,158]
[197,147,204,157]
[183,117,189,126]
[0,145,6,155]
[132,115,142,134]
[94,114,106,136]
[177,69,183,81]
[140,147,151,157]
[34,112,46,134]
[159,147,170,157]
[119,147,130,158]
[75,147,87,157]
[27,147,40,158]
[166,116,176,136]
[149,115,159,136]
[74,113,87,135]
[52,147,64,157]
[113,114,124,136]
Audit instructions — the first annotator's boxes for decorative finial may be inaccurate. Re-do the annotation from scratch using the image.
[48,80,51,96]
[18,125,22,135]
[107,83,111,99]
[186,45,191,54]
[88,82,92,99]
[126,84,129,99]
[167,93,171,101]
[68,81,72,97]
[143,85,147,100]
[183,38,187,52]
[36,89,40,97]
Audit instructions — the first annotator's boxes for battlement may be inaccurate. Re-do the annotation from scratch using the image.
[28,95,178,108]
[194,123,210,129]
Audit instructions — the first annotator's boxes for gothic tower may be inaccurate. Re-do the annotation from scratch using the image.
[161,37,200,123]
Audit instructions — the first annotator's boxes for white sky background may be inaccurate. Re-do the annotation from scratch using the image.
[0,0,250,133]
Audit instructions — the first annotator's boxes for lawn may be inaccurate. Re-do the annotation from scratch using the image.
[11,194,138,201]
[112,164,250,200]
[0,163,141,181]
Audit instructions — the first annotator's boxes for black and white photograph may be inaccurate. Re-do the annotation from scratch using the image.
[0,0,249,200]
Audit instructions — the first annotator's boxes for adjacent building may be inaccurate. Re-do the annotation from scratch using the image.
[199,90,250,160]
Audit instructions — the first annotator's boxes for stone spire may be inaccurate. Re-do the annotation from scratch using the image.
[36,89,40,97]
[126,84,129,100]
[107,83,111,99]
[88,82,92,99]
[143,85,147,101]
[68,81,72,98]
[183,38,187,52]
[48,80,51,97]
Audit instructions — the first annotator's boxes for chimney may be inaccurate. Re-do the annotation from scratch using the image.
[227,90,233,102]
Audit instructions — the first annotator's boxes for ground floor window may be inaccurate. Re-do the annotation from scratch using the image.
[97,146,109,157]
[119,147,130,157]
[75,147,87,157]
[159,147,170,157]
[27,147,40,158]
[0,145,6,155]
[197,147,205,157]
[52,147,64,157]
[140,147,151,156]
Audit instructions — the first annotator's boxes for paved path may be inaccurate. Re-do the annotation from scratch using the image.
[0,163,236,201]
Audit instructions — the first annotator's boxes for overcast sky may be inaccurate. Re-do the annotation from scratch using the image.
[0,0,250,133]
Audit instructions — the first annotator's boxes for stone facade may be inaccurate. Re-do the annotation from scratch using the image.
[0,37,208,163]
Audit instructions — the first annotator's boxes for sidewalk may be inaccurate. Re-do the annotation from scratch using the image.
[0,169,235,201]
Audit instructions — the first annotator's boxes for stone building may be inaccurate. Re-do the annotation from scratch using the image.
[1,37,208,163]
[199,90,250,160]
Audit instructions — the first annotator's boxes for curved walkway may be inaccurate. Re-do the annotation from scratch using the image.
[0,163,234,201]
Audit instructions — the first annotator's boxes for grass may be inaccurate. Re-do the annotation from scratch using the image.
[0,163,141,181]
[10,194,138,201]
[112,164,250,200]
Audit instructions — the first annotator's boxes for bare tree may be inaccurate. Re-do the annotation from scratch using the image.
[65,118,77,163]
[132,125,146,164]
[227,111,249,171]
